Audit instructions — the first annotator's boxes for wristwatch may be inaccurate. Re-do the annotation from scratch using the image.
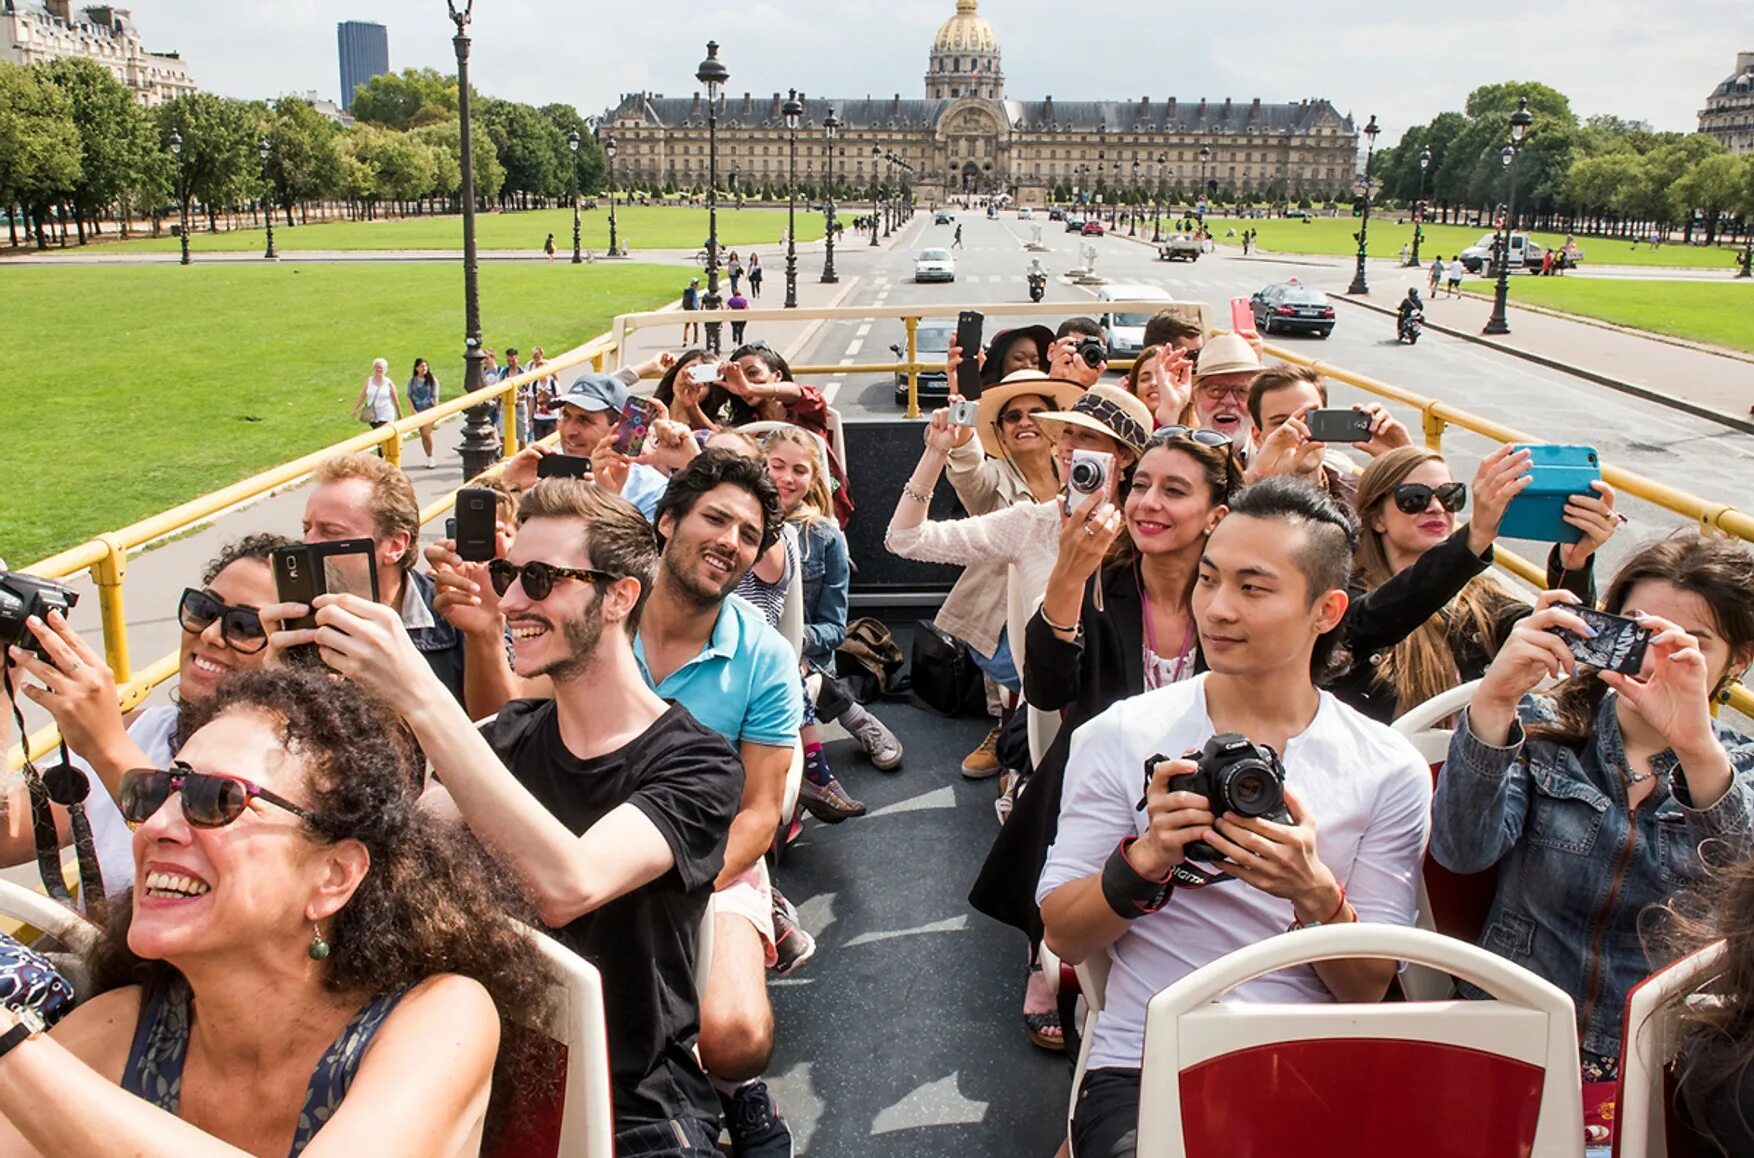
[0,1007,47,1061]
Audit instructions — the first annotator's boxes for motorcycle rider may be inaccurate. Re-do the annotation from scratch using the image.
[1027,256,1048,302]
[1396,287,1424,342]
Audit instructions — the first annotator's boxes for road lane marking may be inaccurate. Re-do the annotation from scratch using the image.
[845,339,863,357]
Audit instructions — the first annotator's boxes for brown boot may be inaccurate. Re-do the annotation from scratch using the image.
[961,724,1002,779]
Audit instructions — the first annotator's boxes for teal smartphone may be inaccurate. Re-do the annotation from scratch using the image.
[1498,445,1600,544]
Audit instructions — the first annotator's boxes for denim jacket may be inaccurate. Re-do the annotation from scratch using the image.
[1431,692,1754,1056]
[796,518,849,669]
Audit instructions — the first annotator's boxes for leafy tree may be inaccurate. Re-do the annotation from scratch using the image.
[410,119,504,206]
[0,61,81,247]
[477,98,567,205]
[156,92,262,230]
[265,96,340,224]
[375,131,439,208]
[34,58,147,242]
[1670,151,1744,243]
[348,67,456,131]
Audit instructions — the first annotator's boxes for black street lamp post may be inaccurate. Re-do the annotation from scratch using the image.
[1198,145,1211,217]
[820,110,839,282]
[783,88,801,308]
[1129,159,1140,236]
[258,136,278,260]
[696,40,728,354]
[1111,161,1120,226]
[1408,144,1431,266]
[168,128,190,266]
[568,129,582,263]
[1346,114,1381,296]
[1152,152,1166,242]
[448,0,494,475]
[605,133,622,257]
[1484,96,1534,336]
[869,145,881,247]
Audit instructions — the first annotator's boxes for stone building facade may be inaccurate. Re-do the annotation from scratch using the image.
[1699,52,1754,154]
[599,0,1357,206]
[0,0,194,106]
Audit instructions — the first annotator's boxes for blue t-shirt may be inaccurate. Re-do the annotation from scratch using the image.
[623,463,670,521]
[634,595,801,749]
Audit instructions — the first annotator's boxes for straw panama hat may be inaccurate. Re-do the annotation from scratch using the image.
[1028,384,1154,455]
[974,369,1086,458]
[1192,332,1264,380]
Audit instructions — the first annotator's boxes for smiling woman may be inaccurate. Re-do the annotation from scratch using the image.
[0,668,556,1158]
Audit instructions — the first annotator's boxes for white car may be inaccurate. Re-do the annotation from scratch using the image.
[914,248,956,283]
[1017,207,1033,220]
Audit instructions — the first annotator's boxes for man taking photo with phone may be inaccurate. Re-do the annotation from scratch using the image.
[1037,477,1431,1158]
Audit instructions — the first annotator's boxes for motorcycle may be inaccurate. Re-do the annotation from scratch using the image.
[1027,271,1047,303]
[1397,310,1423,345]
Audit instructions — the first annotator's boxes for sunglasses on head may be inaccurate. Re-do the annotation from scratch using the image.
[121,762,317,830]
[178,588,267,654]
[487,559,614,601]
[1389,481,1468,515]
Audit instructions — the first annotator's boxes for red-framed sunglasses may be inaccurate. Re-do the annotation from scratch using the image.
[120,763,317,830]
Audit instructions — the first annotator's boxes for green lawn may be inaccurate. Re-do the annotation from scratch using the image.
[43,205,825,256]
[1194,214,1747,271]
[4,262,680,565]
[1458,276,1754,353]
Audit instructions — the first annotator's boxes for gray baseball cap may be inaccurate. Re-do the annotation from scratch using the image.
[557,372,629,414]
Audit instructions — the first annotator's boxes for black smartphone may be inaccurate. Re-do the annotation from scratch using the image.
[536,454,593,480]
[1554,606,1652,676]
[270,539,379,632]
[453,487,498,563]
[1303,408,1373,444]
[954,310,984,400]
[444,517,457,540]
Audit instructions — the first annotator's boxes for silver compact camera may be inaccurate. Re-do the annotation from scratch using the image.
[1062,449,1113,516]
[947,399,979,427]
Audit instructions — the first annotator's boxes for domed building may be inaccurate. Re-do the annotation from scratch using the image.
[600,0,1358,207]
[1699,52,1754,153]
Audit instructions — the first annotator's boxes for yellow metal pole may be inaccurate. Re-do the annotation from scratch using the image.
[500,385,521,458]
[904,316,921,420]
[1421,407,1446,452]
[382,426,402,469]
[91,534,131,684]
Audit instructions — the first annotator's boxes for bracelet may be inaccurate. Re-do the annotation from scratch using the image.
[1038,605,1082,635]
[1289,884,1348,932]
[901,482,933,504]
[1100,836,1175,919]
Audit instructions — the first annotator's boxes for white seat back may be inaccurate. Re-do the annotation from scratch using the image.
[1616,940,1728,1158]
[1137,925,1583,1158]
[0,878,98,955]
[511,921,615,1158]
[1007,565,1060,769]
[695,892,718,1000]
[779,559,805,661]
[1390,677,1484,764]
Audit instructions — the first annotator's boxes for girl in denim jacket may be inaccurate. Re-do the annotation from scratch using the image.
[1432,534,1754,1079]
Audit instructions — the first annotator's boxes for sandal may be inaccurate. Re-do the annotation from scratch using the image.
[1024,963,1065,1052]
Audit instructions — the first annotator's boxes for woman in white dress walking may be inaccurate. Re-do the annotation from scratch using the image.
[350,357,404,432]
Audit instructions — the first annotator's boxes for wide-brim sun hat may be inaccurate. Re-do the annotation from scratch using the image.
[974,369,1086,458]
[979,325,1057,387]
[1029,384,1154,456]
[1191,332,1263,381]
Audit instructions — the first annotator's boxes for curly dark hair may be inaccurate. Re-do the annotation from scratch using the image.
[654,447,783,553]
[91,668,557,1141]
[200,533,297,586]
[652,349,758,430]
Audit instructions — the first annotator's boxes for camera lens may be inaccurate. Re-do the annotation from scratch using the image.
[1069,460,1101,491]
[1217,760,1282,817]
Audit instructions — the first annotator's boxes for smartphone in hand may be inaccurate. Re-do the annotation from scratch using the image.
[453,488,498,563]
[612,397,659,457]
[1553,606,1652,676]
[1230,296,1258,337]
[1303,408,1373,444]
[536,454,592,480]
[954,310,985,400]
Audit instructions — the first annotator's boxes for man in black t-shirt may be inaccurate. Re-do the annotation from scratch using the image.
[292,480,740,1157]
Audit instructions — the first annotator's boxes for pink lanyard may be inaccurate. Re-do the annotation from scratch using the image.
[1137,566,1194,686]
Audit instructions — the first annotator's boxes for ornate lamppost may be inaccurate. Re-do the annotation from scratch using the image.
[1346,114,1381,296]
[1129,158,1140,236]
[1152,152,1166,242]
[605,133,622,257]
[1110,160,1120,226]
[167,128,190,266]
[782,88,801,308]
[1408,144,1431,266]
[869,144,881,247]
[448,0,494,475]
[1483,96,1534,336]
[258,136,278,260]
[567,129,582,263]
[1198,145,1211,217]
[696,40,728,353]
[820,109,839,282]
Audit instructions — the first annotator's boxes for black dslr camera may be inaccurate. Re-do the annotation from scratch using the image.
[0,571,79,661]
[1166,733,1293,863]
[1076,337,1108,369]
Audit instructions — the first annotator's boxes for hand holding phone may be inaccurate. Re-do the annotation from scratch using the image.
[1230,297,1258,338]
[536,453,593,480]
[453,488,498,563]
[1303,408,1373,445]
[1553,606,1652,676]
[954,310,985,400]
[271,540,379,632]
[685,362,722,385]
[612,397,659,458]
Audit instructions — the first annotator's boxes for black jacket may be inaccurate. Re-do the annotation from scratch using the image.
[1330,527,1595,723]
[969,563,1206,940]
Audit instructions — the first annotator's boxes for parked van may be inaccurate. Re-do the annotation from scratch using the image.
[1096,284,1176,360]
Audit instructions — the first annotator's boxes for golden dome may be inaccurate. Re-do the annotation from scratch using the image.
[933,0,998,55]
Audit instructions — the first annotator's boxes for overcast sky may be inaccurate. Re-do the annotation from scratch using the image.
[143,0,1747,147]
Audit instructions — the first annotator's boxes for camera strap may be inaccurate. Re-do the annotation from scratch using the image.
[43,757,106,923]
[4,666,75,907]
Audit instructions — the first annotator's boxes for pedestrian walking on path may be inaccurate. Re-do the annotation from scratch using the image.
[1428,256,1444,296]
[350,357,403,433]
[728,250,744,294]
[953,223,963,249]
[1445,256,1464,298]
[543,232,556,262]
[682,277,701,344]
[728,288,750,344]
[406,357,440,467]
[748,253,764,297]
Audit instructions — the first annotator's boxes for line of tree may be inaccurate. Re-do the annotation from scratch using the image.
[0,61,608,249]
[1374,82,1754,246]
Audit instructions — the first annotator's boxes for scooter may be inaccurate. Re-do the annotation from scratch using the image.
[1397,310,1423,345]
[1027,271,1047,303]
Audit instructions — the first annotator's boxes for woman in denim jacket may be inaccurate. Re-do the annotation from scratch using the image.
[1431,534,1754,1078]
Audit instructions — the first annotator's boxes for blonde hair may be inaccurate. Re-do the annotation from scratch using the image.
[312,454,420,572]
[762,426,834,529]
[1354,446,1521,714]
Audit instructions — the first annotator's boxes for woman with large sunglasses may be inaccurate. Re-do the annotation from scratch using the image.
[0,667,555,1156]
[970,427,1241,1051]
[1332,444,1620,723]
[2,535,293,898]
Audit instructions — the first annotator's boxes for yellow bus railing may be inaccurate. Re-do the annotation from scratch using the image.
[10,333,618,767]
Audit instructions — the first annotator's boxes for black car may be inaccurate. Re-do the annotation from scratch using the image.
[1063,216,1086,232]
[892,322,953,404]
[1249,282,1336,338]
[1048,207,1065,221]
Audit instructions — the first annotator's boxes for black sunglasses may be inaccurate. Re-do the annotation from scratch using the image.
[1150,425,1233,450]
[487,559,614,601]
[999,405,1049,426]
[1389,481,1468,515]
[121,762,317,830]
[178,588,267,654]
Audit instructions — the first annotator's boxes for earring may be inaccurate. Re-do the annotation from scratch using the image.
[308,925,330,961]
